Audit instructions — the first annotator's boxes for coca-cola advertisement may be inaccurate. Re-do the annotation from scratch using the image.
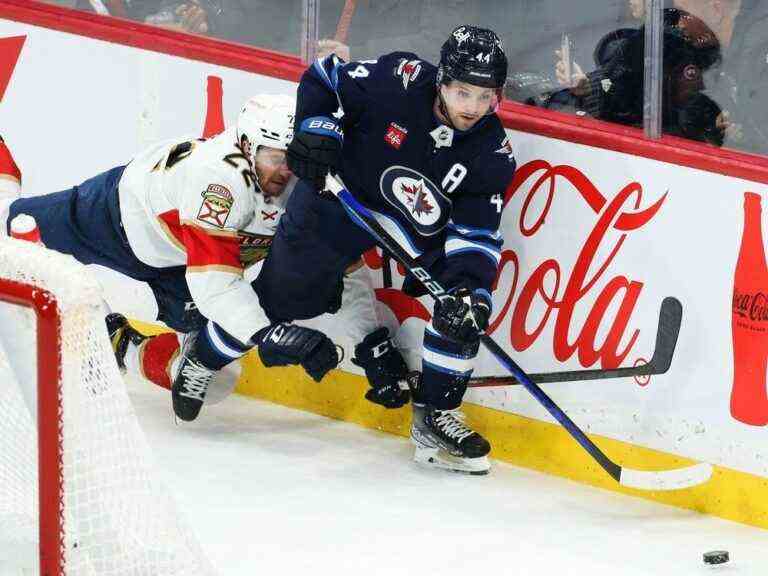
[731,192,768,425]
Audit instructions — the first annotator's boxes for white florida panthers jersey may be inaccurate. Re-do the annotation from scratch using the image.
[118,127,292,343]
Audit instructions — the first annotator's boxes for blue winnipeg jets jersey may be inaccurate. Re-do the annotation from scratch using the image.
[297,51,516,296]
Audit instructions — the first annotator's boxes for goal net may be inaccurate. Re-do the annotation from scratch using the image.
[0,236,216,575]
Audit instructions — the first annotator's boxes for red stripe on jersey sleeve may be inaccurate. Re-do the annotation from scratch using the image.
[0,140,21,182]
[158,210,185,249]
[181,221,242,270]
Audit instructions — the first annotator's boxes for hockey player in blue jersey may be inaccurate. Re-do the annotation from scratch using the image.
[254,25,516,474]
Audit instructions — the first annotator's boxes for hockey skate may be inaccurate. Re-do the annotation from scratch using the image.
[171,332,215,422]
[105,313,148,372]
[410,402,491,475]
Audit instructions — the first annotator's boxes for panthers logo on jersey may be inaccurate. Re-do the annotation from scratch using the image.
[380,166,451,236]
[198,183,234,228]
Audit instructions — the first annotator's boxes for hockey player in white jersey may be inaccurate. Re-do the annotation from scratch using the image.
[4,94,340,422]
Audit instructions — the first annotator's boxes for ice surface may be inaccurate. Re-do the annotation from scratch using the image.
[127,379,768,576]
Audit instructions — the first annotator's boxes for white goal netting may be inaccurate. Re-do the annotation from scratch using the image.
[0,236,215,575]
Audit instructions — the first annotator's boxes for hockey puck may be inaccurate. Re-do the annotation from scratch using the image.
[703,550,729,565]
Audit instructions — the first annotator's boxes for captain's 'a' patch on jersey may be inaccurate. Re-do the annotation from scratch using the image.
[380,166,450,236]
[197,183,234,228]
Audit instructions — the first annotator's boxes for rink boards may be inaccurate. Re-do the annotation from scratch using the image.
[2,3,768,529]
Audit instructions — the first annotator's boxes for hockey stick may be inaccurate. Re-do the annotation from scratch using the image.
[325,175,711,491]
[469,296,682,387]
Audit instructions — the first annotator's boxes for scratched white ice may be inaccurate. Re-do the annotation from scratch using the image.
[129,378,767,576]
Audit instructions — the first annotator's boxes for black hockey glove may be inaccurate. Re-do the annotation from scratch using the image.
[432,288,490,344]
[255,323,339,382]
[286,116,343,190]
[351,327,410,409]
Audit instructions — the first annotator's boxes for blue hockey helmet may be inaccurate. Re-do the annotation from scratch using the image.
[437,25,508,90]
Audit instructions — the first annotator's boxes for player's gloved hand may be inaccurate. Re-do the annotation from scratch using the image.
[351,327,410,409]
[286,116,343,190]
[432,288,490,344]
[255,323,339,382]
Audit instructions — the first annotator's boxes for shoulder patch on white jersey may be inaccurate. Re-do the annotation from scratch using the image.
[197,183,234,228]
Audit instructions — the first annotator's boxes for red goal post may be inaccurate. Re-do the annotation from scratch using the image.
[0,273,63,574]
[0,236,215,575]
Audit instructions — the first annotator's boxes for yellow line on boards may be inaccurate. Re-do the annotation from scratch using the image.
[128,319,768,530]
[238,355,768,530]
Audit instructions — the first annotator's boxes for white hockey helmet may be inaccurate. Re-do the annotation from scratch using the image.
[236,94,295,163]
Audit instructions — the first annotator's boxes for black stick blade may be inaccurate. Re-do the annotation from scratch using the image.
[469,296,683,387]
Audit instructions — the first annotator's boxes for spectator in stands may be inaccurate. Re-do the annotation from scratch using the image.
[540,8,725,146]
[546,0,767,154]
[41,0,255,43]
[504,0,642,107]
[675,0,768,154]
[317,38,350,62]
[627,0,644,21]
[552,0,645,89]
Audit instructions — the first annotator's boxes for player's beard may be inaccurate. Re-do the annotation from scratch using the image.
[261,173,290,197]
[256,163,292,198]
[450,111,482,131]
[435,85,492,132]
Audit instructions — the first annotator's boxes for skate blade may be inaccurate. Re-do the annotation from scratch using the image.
[412,444,490,476]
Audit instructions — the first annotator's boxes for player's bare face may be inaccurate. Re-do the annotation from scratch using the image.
[439,81,497,131]
[254,147,292,197]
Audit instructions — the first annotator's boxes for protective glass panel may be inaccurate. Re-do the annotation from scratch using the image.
[505,1,650,126]
[662,0,767,155]
[40,0,305,54]
[314,1,653,134]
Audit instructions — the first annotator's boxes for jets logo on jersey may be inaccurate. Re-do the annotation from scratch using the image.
[380,166,450,236]
[197,184,233,228]
[384,122,408,150]
[395,59,422,90]
[495,136,515,161]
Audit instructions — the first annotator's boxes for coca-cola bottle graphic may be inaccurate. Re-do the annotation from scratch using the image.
[202,75,224,138]
[731,191,768,425]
